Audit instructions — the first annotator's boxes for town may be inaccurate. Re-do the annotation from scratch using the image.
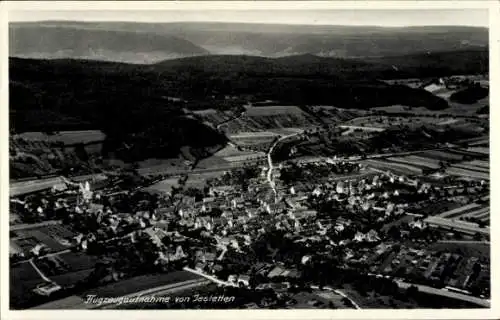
[10,100,490,309]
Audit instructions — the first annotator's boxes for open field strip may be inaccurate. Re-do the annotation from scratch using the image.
[387,157,440,170]
[449,148,488,158]
[437,203,482,218]
[362,159,422,175]
[465,207,489,217]
[473,211,490,220]
[452,163,489,173]
[338,125,386,132]
[424,216,490,235]
[420,150,464,161]
[468,139,489,146]
[445,167,489,180]
[452,207,489,219]
[467,160,489,169]
[466,147,489,155]
[246,105,305,115]
[229,131,280,139]
[402,155,442,166]
[437,119,460,126]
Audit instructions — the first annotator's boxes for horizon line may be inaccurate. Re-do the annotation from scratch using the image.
[9,19,489,29]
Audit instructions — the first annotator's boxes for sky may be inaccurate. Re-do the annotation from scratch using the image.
[9,9,489,27]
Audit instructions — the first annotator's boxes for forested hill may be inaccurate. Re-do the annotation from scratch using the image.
[9,49,487,159]
[153,49,488,79]
[9,57,227,162]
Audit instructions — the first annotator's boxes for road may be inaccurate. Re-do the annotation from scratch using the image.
[266,132,303,202]
[183,266,237,287]
[28,258,53,283]
[310,285,362,309]
[395,280,490,308]
[184,267,363,309]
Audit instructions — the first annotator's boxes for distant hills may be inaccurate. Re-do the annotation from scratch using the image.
[9,25,209,64]
[9,21,488,63]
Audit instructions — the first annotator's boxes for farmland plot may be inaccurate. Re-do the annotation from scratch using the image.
[387,156,440,170]
[467,160,489,169]
[445,167,490,180]
[363,159,422,175]
[437,203,481,218]
[466,147,489,155]
[452,163,489,173]
[420,150,464,161]
[464,207,489,219]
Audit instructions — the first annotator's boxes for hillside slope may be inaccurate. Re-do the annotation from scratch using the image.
[10,57,227,163]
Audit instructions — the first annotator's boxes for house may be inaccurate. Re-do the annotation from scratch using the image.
[366,230,380,242]
[227,275,238,283]
[238,275,251,287]
[354,232,365,242]
[268,266,285,278]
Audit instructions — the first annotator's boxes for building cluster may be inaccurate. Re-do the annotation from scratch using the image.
[9,155,491,304]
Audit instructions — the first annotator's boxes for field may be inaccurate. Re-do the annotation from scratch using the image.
[362,159,423,175]
[137,159,191,176]
[466,147,489,155]
[222,106,320,134]
[415,201,463,216]
[36,251,99,285]
[418,150,464,161]
[451,163,489,173]
[343,115,455,129]
[340,285,419,309]
[424,216,490,235]
[290,290,348,309]
[196,145,265,169]
[11,261,48,307]
[445,167,489,181]
[307,105,365,125]
[184,171,229,188]
[436,203,489,221]
[80,271,202,298]
[144,178,180,194]
[387,156,440,170]
[11,224,76,255]
[372,93,488,117]
[10,176,65,196]
[192,109,237,127]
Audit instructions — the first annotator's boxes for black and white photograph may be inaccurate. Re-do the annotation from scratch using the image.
[1,1,497,317]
